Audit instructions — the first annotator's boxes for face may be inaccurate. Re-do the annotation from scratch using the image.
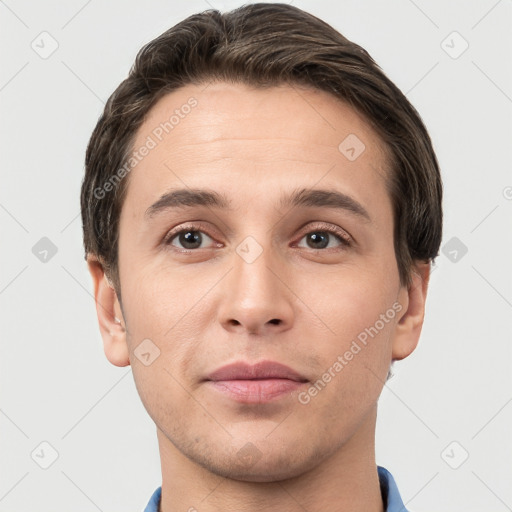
[93,81,424,482]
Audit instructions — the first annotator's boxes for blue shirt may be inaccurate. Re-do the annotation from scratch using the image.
[143,465,408,512]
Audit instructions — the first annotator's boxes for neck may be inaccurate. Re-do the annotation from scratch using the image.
[157,406,384,512]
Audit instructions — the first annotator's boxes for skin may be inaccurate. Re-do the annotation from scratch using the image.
[88,81,430,512]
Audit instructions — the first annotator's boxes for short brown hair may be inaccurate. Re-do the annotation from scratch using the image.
[81,2,442,295]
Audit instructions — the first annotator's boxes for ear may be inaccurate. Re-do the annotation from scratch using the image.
[86,255,130,367]
[391,261,431,361]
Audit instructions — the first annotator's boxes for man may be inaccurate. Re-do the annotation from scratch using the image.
[81,3,442,511]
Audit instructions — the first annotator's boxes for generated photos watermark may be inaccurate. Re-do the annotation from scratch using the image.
[93,97,198,200]
[298,301,403,405]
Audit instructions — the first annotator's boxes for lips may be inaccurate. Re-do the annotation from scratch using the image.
[206,360,308,383]
[205,360,308,404]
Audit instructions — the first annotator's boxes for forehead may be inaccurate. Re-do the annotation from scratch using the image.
[123,81,391,216]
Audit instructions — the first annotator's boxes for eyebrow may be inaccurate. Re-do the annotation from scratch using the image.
[145,187,371,222]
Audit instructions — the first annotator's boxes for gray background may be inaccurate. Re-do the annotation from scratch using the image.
[1,0,511,511]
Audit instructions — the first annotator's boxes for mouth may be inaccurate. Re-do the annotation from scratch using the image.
[204,360,309,404]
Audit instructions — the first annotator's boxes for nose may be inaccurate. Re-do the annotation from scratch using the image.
[217,238,294,336]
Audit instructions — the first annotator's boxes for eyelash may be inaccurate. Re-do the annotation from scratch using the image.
[163,222,353,252]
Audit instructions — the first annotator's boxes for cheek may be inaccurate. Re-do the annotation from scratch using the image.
[121,255,196,334]
[307,265,398,338]
[120,260,215,382]
[301,269,397,396]
[122,265,206,424]
[300,308,395,425]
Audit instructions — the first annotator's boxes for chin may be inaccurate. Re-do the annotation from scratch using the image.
[195,444,322,483]
[209,461,305,483]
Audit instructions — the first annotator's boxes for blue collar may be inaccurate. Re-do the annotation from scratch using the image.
[143,465,408,512]
[377,465,409,512]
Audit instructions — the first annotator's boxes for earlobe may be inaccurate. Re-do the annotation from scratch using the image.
[391,261,431,361]
[86,255,130,367]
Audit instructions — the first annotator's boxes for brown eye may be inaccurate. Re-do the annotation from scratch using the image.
[176,230,203,249]
[297,225,352,250]
[304,231,330,249]
[165,226,216,250]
